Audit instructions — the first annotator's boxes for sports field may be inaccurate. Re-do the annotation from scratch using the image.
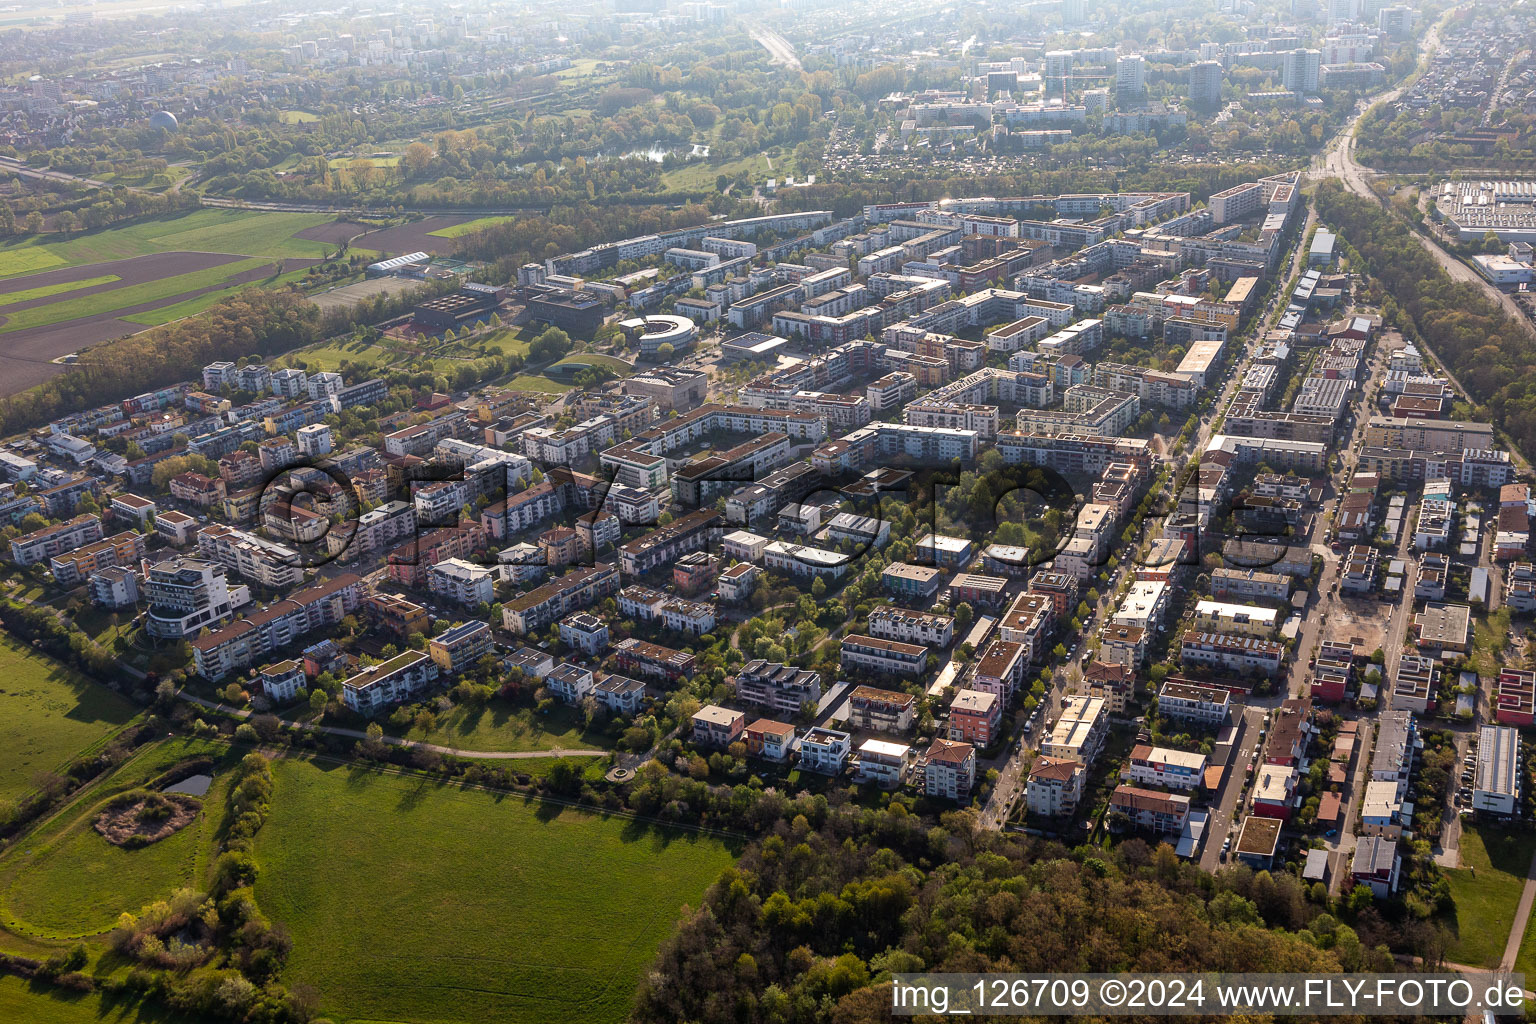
[0,636,136,801]
[255,758,735,1024]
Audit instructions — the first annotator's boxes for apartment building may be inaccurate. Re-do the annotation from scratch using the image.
[734,660,823,716]
[612,637,696,682]
[972,639,1027,702]
[342,651,442,716]
[1121,745,1208,790]
[10,513,103,565]
[1191,600,1280,638]
[1157,680,1231,725]
[427,621,493,675]
[844,685,917,734]
[691,704,747,748]
[920,738,976,801]
[1026,756,1086,816]
[49,531,146,586]
[1108,785,1191,835]
[1042,696,1108,764]
[798,727,852,775]
[840,634,928,677]
[145,558,251,640]
[197,523,302,590]
[1180,631,1285,677]
[1473,724,1522,817]
[558,612,610,656]
[867,606,955,647]
[190,574,362,680]
[736,718,793,762]
[501,563,621,635]
[427,558,496,607]
[948,688,1001,746]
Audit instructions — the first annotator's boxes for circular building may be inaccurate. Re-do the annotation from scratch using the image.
[148,110,178,132]
[620,314,695,359]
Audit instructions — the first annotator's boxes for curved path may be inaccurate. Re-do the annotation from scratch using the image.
[176,691,608,760]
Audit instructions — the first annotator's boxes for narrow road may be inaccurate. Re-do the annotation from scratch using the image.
[176,691,609,760]
[1500,848,1536,970]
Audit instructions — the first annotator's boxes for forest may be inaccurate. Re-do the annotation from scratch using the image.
[1314,180,1536,462]
[633,808,1430,1024]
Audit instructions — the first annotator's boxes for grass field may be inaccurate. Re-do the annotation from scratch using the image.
[550,353,634,375]
[407,702,609,753]
[121,265,314,327]
[0,637,136,801]
[0,975,197,1024]
[0,209,336,280]
[0,257,273,335]
[429,215,518,239]
[0,274,119,309]
[255,758,735,1024]
[1443,827,1536,968]
[505,375,573,394]
[278,110,319,124]
[0,738,240,940]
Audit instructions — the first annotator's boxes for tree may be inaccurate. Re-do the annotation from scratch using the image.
[309,688,328,717]
[529,326,573,363]
[23,210,42,234]
[402,141,434,176]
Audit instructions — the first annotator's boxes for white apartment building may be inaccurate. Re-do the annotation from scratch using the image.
[428,557,496,606]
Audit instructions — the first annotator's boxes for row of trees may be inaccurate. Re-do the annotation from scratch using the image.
[1313,180,1536,461]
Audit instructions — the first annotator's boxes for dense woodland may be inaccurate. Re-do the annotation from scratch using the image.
[1313,180,1536,462]
[633,810,1424,1024]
